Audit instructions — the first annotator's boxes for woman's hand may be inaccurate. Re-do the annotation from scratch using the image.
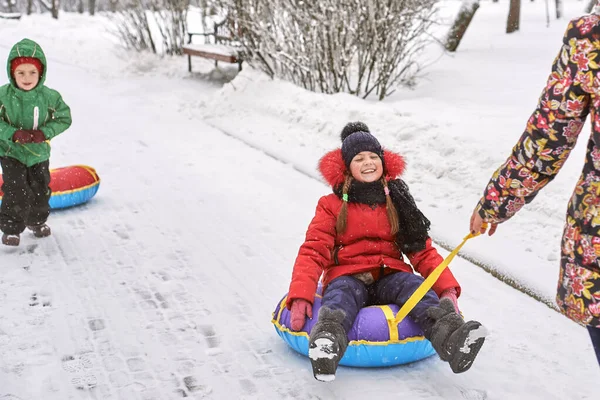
[470,208,498,236]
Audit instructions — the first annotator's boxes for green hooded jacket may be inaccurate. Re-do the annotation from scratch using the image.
[0,38,72,167]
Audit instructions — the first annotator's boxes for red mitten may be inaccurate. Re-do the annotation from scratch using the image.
[30,130,46,143]
[290,299,313,331]
[440,287,460,314]
[12,130,33,143]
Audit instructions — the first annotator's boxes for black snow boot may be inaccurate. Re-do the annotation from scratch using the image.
[2,233,20,246]
[308,307,348,382]
[27,224,51,238]
[426,298,487,373]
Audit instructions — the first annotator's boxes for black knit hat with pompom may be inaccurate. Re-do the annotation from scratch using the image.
[340,122,384,169]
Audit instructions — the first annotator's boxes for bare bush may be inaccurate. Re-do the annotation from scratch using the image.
[353,0,437,99]
[111,0,157,53]
[149,0,189,55]
[111,0,189,55]
[222,0,437,100]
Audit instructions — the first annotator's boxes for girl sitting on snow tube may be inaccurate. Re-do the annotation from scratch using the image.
[285,122,486,381]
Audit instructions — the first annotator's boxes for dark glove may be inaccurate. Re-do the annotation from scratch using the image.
[30,130,46,144]
[12,130,33,143]
[440,288,460,313]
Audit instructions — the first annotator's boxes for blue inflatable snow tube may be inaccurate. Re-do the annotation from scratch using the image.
[272,291,436,368]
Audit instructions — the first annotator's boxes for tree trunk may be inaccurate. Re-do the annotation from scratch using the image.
[27,0,33,15]
[51,0,59,19]
[445,1,480,52]
[78,0,84,13]
[89,0,96,15]
[585,0,597,13]
[110,0,117,12]
[507,0,520,33]
[555,0,562,18]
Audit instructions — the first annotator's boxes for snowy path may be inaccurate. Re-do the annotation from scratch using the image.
[0,17,597,399]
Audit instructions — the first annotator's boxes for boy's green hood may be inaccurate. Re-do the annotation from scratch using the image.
[6,38,47,88]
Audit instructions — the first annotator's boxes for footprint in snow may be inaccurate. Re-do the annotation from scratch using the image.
[29,292,51,308]
[62,353,93,373]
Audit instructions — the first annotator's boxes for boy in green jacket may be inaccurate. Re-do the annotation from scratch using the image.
[0,38,72,246]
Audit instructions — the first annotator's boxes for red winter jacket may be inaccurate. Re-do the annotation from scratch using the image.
[286,148,461,309]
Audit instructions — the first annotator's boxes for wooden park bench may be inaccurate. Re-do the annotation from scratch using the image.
[182,17,243,72]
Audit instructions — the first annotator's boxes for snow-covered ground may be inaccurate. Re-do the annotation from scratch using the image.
[0,1,598,399]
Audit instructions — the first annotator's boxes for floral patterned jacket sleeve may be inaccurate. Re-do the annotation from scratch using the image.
[478,18,598,222]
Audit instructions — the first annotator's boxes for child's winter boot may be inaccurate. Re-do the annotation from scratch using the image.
[308,307,348,382]
[27,224,51,238]
[2,233,20,246]
[426,298,487,373]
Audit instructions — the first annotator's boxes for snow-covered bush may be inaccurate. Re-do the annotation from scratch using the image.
[221,0,437,100]
[111,0,189,55]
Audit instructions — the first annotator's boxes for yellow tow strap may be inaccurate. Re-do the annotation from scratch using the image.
[393,229,482,326]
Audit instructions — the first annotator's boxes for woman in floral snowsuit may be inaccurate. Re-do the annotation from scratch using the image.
[470,14,600,365]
